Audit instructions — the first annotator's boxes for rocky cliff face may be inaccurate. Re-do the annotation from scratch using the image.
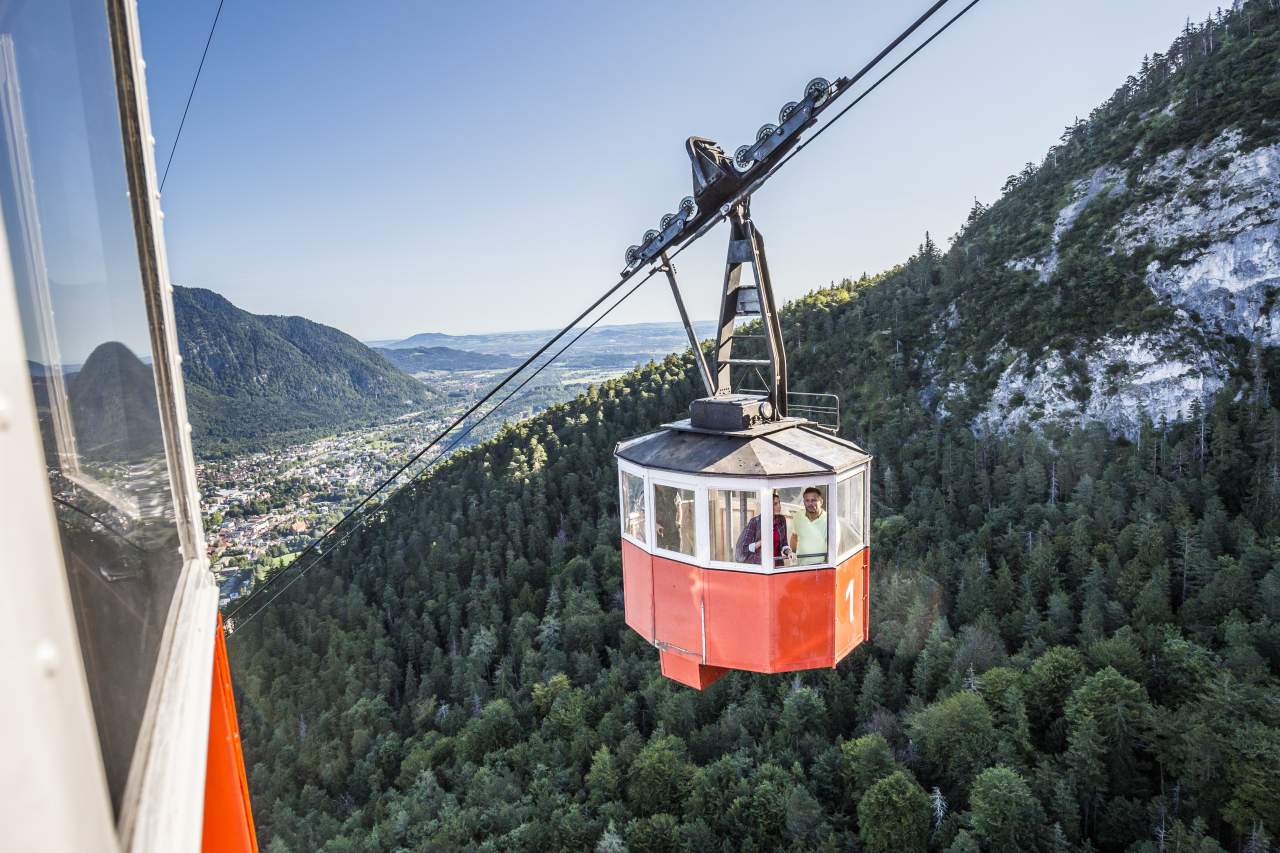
[1127,129,1280,345]
[900,1,1280,440]
[969,130,1278,439]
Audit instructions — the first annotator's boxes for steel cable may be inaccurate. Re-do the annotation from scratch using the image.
[160,0,227,191]
[226,272,657,634]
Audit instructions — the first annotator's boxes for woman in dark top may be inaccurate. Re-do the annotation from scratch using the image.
[735,492,792,566]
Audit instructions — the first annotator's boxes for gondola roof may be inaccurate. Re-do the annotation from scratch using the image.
[615,418,869,478]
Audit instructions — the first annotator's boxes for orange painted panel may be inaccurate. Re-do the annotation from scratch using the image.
[621,539,655,643]
[652,554,703,659]
[660,650,729,690]
[703,569,772,671]
[834,548,869,661]
[770,569,835,670]
[862,550,871,644]
[632,545,873,685]
[203,614,259,853]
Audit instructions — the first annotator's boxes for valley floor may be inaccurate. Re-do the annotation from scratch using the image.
[202,361,644,604]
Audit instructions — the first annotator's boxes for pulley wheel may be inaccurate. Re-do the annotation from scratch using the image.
[805,77,831,103]
[756,123,778,142]
[778,101,799,124]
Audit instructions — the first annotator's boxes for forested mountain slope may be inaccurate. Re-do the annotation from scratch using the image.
[229,4,1280,851]
[174,287,435,456]
[917,4,1280,438]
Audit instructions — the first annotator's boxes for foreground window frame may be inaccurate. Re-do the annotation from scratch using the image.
[0,0,218,848]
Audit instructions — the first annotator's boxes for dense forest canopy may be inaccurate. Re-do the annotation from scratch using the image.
[228,4,1280,851]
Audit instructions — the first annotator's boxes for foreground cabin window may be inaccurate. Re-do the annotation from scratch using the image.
[837,471,866,556]
[1,0,184,816]
[620,471,647,543]
[653,483,696,557]
[778,484,829,565]
[708,488,761,564]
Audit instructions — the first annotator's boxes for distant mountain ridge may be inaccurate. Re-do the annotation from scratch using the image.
[173,286,433,455]
[378,321,717,359]
[373,345,521,373]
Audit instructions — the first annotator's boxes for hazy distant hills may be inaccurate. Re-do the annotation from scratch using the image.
[373,345,521,373]
[169,289,712,457]
[377,321,716,360]
[173,286,434,456]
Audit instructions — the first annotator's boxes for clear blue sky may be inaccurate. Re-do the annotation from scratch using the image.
[138,1,1226,341]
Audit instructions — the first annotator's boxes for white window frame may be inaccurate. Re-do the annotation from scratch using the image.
[0,2,215,848]
[617,464,648,549]
[614,460,858,576]
[703,479,769,571]
[648,475,702,563]
[774,477,835,567]
[105,3,217,850]
[833,463,872,563]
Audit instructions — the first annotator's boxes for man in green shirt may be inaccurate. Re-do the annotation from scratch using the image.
[789,487,828,566]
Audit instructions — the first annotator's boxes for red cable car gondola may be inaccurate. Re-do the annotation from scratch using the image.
[613,147,872,688]
[615,409,871,689]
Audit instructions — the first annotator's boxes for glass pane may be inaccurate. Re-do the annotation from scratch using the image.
[653,484,696,557]
[620,470,646,543]
[709,488,782,566]
[837,472,865,556]
[778,484,829,566]
[3,0,182,816]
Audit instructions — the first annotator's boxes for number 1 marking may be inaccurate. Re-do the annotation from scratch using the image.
[845,580,854,623]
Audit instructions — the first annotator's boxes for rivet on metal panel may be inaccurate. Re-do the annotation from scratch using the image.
[35,640,59,677]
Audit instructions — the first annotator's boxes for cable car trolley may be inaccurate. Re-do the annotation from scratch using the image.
[613,100,872,689]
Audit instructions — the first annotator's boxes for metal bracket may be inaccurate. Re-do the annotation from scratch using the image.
[711,200,788,418]
[659,199,789,420]
[659,252,714,397]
